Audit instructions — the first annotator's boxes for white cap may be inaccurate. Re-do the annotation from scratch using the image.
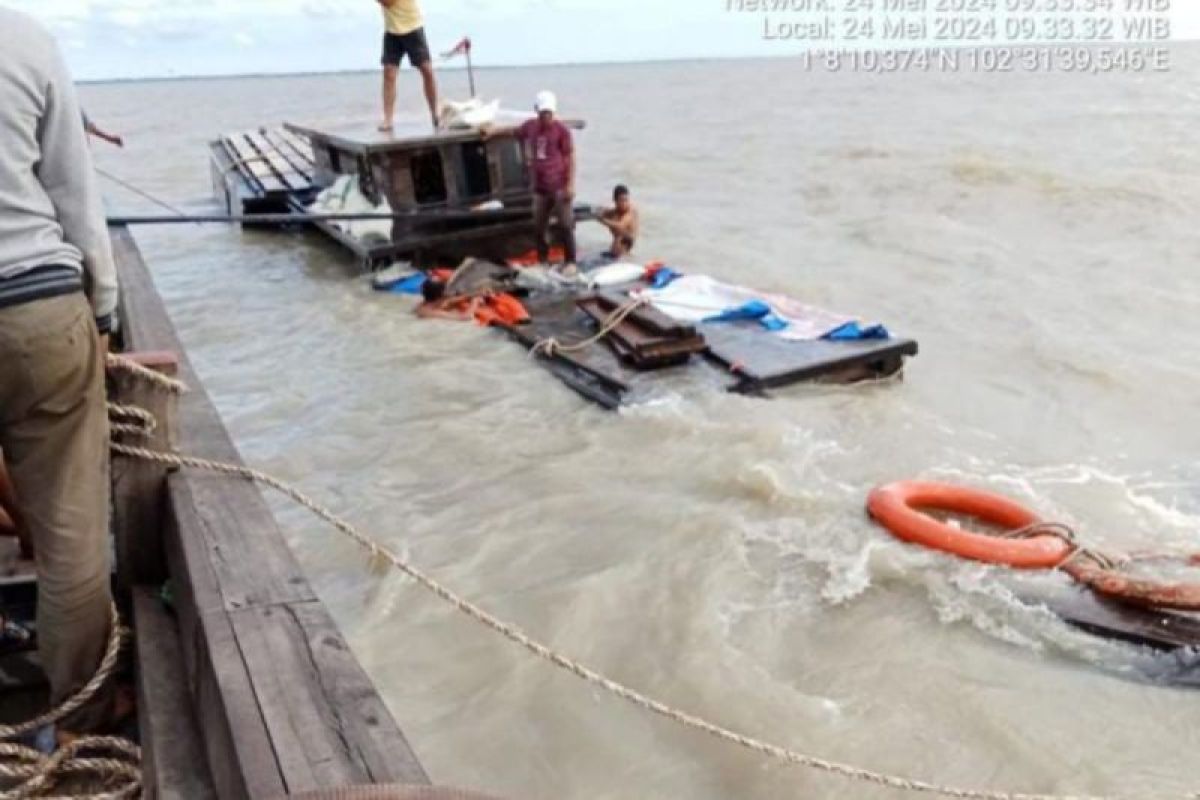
[534,90,558,113]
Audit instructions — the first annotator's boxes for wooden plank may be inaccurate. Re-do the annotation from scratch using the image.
[108,355,177,594]
[132,587,219,800]
[1025,585,1200,654]
[702,323,919,389]
[260,129,312,182]
[228,602,429,792]
[278,129,317,169]
[505,296,630,408]
[592,291,696,338]
[244,132,301,192]
[576,299,705,368]
[218,137,265,198]
[110,224,432,797]
[224,134,287,195]
[286,118,586,157]
[163,479,282,800]
[231,132,288,193]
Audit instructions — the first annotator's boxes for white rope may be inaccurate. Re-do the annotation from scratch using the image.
[530,297,649,359]
[103,358,1199,800]
[108,445,1159,800]
[104,355,186,396]
[0,607,141,799]
[106,404,156,439]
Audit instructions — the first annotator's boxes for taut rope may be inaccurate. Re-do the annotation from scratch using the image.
[97,362,1195,800]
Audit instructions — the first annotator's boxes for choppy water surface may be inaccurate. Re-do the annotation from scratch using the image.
[82,55,1200,798]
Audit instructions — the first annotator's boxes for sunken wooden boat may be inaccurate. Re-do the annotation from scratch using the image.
[210,114,591,268]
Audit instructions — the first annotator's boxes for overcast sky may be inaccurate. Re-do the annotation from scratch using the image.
[6,0,1199,81]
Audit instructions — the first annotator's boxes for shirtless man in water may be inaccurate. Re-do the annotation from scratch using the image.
[598,184,640,259]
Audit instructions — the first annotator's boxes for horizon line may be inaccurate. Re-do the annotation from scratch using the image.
[77,39,1197,85]
[78,52,781,86]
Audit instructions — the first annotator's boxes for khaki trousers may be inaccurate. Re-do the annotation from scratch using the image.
[0,293,113,732]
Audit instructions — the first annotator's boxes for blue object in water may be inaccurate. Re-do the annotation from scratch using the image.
[650,267,682,289]
[705,300,790,332]
[386,273,428,295]
[823,321,891,341]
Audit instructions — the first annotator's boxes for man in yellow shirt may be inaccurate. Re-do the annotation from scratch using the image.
[377,0,439,131]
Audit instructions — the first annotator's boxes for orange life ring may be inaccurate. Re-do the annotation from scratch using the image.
[867,481,1073,569]
[1063,557,1200,612]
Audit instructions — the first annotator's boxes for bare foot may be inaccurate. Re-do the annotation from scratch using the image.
[377,121,394,133]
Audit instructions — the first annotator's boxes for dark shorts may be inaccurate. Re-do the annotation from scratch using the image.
[381,28,431,67]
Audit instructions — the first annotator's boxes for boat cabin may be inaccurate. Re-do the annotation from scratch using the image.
[285,115,588,266]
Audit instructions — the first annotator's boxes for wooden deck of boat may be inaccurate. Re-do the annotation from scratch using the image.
[703,323,919,391]
[285,115,586,155]
[109,224,431,797]
[210,127,317,215]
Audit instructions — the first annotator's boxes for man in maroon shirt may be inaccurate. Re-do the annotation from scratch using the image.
[515,91,577,274]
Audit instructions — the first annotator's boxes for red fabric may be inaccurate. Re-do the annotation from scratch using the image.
[473,293,529,328]
[439,292,530,328]
[442,37,471,58]
[507,247,566,268]
[516,119,573,194]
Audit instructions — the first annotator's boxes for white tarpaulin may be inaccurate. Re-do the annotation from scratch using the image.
[634,274,859,341]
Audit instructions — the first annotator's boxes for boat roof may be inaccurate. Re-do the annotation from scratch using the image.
[285,112,586,154]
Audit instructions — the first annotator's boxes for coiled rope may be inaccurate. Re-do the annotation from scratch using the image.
[101,358,1198,800]
[0,607,140,799]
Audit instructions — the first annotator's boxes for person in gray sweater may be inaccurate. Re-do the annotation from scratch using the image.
[0,7,119,737]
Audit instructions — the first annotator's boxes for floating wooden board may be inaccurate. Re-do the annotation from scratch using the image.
[506,292,631,409]
[591,290,697,338]
[702,322,919,391]
[512,290,925,407]
[1023,584,1200,654]
[576,297,705,369]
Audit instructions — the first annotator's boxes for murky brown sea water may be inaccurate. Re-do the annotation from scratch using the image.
[81,55,1200,799]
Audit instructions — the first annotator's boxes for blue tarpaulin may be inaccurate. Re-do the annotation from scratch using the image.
[822,321,891,341]
[650,267,683,289]
[704,300,790,332]
[376,273,427,295]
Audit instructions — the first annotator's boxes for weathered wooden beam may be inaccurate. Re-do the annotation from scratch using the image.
[109,224,431,798]
[109,352,178,594]
[132,587,218,800]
